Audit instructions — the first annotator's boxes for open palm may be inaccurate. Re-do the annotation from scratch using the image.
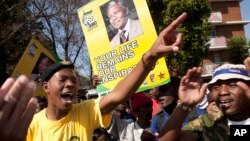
[178,67,207,107]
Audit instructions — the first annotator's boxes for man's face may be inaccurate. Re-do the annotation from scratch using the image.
[210,79,250,119]
[45,68,78,112]
[157,95,176,109]
[107,2,128,30]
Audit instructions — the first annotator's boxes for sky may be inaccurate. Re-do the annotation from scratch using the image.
[240,0,250,40]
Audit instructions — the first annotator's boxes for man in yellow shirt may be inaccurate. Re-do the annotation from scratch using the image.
[25,13,187,141]
[0,13,187,141]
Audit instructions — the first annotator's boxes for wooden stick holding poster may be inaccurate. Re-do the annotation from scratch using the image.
[78,0,170,95]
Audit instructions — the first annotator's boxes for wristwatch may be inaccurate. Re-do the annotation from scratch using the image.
[177,100,193,112]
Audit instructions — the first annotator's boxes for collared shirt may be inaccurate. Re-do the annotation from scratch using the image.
[118,18,131,39]
[108,115,143,141]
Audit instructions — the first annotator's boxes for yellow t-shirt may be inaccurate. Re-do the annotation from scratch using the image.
[26,98,111,141]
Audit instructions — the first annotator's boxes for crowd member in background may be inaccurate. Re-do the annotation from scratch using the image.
[73,94,87,104]
[158,62,250,141]
[0,76,37,141]
[108,92,153,141]
[112,101,132,120]
[93,127,113,141]
[26,13,188,141]
[150,77,181,136]
[92,75,100,89]
[35,96,47,113]
[148,87,161,116]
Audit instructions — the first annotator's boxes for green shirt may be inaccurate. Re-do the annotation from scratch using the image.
[182,112,230,141]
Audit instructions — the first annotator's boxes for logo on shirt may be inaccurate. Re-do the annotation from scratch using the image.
[68,136,80,141]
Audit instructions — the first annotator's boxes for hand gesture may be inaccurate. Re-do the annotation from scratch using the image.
[92,75,100,88]
[244,57,250,74]
[148,12,187,59]
[178,67,207,107]
[236,57,250,100]
[0,76,37,141]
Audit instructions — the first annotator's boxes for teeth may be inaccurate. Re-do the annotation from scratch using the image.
[220,100,230,103]
[63,92,73,95]
[61,92,74,103]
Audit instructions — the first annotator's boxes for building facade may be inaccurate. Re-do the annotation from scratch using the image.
[202,0,250,77]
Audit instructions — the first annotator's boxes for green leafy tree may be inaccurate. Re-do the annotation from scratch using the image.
[147,0,211,76]
[248,40,250,47]
[228,36,249,64]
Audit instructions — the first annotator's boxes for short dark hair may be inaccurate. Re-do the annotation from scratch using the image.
[93,128,111,141]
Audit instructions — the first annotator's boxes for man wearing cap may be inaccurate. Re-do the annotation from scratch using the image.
[25,13,188,141]
[158,64,250,141]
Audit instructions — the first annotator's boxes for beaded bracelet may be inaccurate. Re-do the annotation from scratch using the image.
[177,100,194,112]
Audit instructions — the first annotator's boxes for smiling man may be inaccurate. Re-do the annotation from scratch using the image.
[158,64,250,141]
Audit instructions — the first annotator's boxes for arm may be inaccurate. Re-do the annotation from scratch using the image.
[158,67,207,141]
[150,115,159,134]
[100,12,188,114]
[0,75,37,141]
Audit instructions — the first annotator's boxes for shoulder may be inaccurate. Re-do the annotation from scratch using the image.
[182,114,212,131]
[182,113,225,131]
[29,109,46,128]
[130,19,141,27]
[72,98,100,111]
[130,19,140,24]
[33,109,46,120]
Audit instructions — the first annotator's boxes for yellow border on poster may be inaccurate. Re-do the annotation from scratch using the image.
[78,0,170,95]
[11,38,60,96]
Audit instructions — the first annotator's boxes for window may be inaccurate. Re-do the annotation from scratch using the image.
[210,28,216,37]
[214,52,221,65]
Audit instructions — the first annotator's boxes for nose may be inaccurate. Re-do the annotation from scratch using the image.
[218,84,230,96]
[65,79,76,89]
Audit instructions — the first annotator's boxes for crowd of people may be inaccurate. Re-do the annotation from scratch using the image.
[0,9,250,141]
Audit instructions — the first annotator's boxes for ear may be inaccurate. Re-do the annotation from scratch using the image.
[43,82,49,93]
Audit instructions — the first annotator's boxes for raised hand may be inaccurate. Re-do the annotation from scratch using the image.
[244,57,250,74]
[0,76,37,141]
[92,75,101,88]
[148,12,187,59]
[178,67,207,107]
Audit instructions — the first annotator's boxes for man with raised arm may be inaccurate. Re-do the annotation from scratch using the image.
[26,13,187,141]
